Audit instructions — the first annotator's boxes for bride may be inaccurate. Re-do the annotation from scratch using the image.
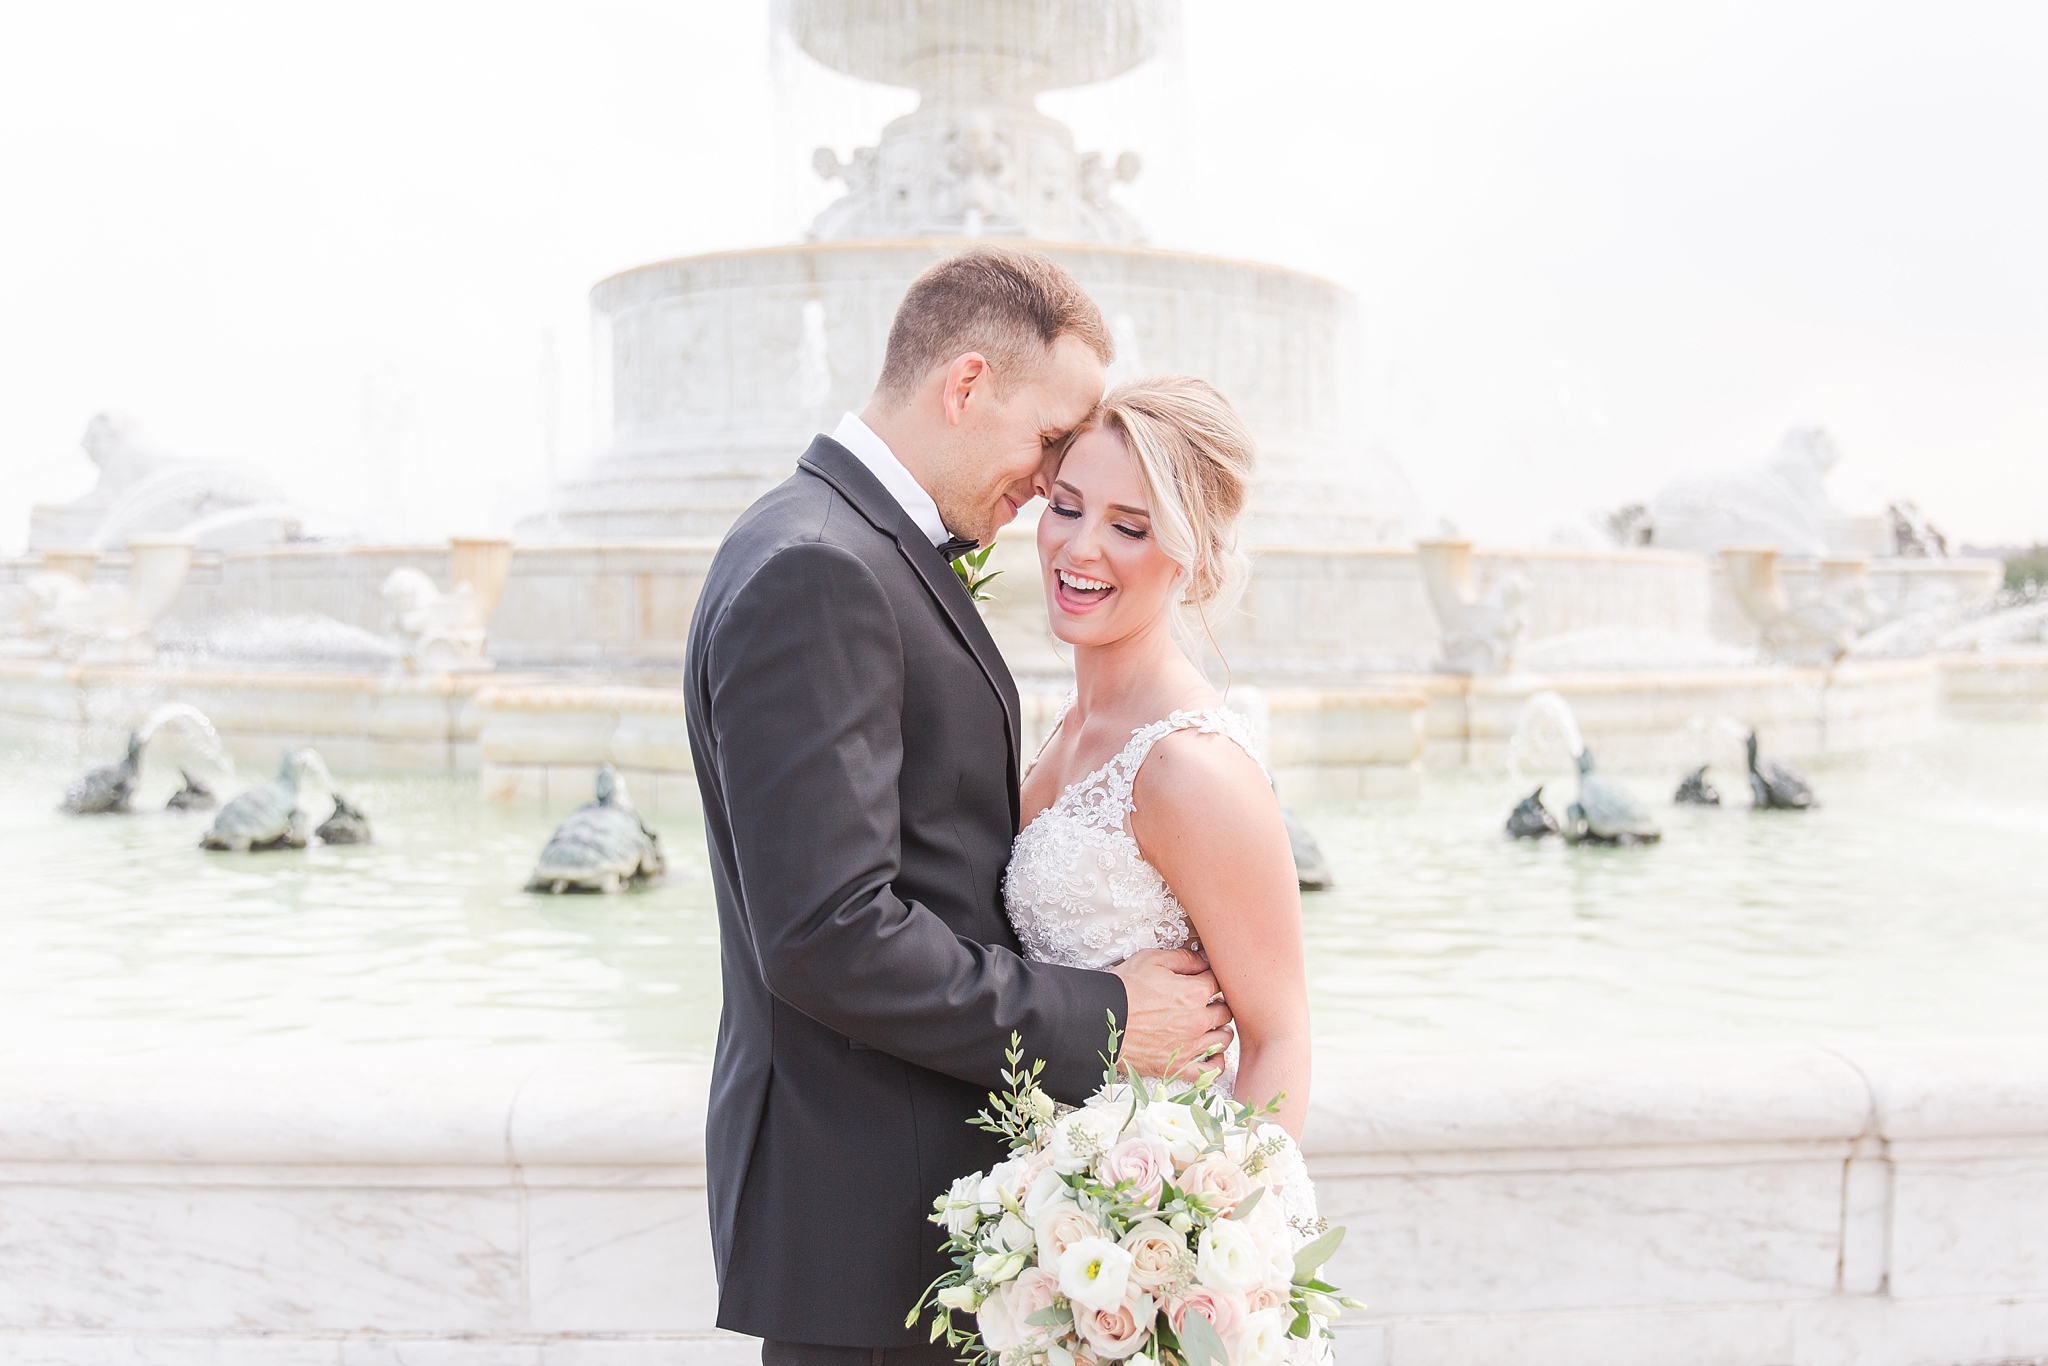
[1003,376,1311,1142]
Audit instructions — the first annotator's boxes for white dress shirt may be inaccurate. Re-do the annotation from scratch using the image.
[830,412,950,549]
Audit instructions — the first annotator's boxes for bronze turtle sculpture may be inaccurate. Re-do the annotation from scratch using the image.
[166,769,217,812]
[315,792,373,844]
[1563,748,1662,845]
[1674,766,1721,806]
[526,765,665,894]
[61,733,141,815]
[1747,731,1816,810]
[200,749,327,852]
[1505,785,1561,839]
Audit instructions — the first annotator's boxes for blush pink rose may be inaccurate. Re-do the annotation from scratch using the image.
[1178,1155,1252,1214]
[1096,1137,1171,1206]
[1077,1292,1158,1360]
[1167,1285,1247,1351]
[1007,1266,1060,1343]
[1244,1285,1290,1314]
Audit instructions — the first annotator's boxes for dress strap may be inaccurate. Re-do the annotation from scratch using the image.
[1024,690,1078,779]
[1107,707,1268,806]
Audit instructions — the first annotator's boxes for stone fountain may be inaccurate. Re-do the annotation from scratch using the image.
[0,0,2038,802]
[524,0,1409,547]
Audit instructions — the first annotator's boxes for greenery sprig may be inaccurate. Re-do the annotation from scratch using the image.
[952,542,1002,603]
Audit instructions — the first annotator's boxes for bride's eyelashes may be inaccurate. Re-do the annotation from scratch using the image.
[1048,500,1147,540]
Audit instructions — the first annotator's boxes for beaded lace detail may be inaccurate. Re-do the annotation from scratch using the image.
[1003,693,1329,1355]
[1003,695,1263,972]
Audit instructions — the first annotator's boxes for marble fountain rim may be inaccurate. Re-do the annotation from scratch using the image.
[3,1037,2047,1170]
[589,236,1355,303]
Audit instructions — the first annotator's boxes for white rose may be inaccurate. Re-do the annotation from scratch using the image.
[1136,1101,1208,1167]
[977,1283,1023,1351]
[1195,1218,1266,1293]
[992,1210,1034,1253]
[982,1156,1029,1214]
[1024,1165,1071,1223]
[944,1172,984,1237]
[1057,1235,1136,1312]
[1076,1290,1158,1360]
[1120,1218,1188,1291]
[1234,1307,1290,1366]
[1048,1107,1120,1175]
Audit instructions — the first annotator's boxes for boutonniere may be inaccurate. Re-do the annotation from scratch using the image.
[952,543,1002,606]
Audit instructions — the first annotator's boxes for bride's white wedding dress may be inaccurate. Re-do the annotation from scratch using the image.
[1004,694,1328,1293]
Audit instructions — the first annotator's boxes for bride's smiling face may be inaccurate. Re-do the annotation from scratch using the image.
[1037,427,1183,647]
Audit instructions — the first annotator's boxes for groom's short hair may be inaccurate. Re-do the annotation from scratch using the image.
[875,246,1114,404]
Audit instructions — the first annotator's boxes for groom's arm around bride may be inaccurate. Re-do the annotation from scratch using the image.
[684,246,1230,1360]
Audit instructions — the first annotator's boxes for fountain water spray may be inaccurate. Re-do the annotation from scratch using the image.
[136,703,234,778]
[1510,690,1586,782]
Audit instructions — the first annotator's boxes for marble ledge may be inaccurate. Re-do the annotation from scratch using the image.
[3,1043,2047,1171]
[0,1062,711,1169]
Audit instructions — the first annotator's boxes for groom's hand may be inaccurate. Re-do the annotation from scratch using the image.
[1111,948,1234,1081]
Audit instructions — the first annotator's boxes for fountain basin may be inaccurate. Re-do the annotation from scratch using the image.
[536,240,1407,544]
[0,660,503,771]
[1,1043,2045,1364]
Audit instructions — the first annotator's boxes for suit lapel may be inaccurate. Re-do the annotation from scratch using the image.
[797,439,1025,789]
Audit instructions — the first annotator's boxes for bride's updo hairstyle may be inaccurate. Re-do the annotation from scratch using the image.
[1087,375,1257,644]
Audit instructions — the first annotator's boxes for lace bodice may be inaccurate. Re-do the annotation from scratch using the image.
[1003,695,1330,1362]
[1003,697,1263,972]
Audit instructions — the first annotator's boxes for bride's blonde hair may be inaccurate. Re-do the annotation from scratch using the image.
[1082,375,1257,646]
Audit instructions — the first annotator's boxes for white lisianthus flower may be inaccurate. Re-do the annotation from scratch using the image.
[1136,1101,1207,1167]
[1035,1199,1104,1276]
[1048,1107,1120,1175]
[1195,1218,1266,1293]
[937,1284,983,1312]
[1303,1289,1344,1318]
[977,1283,1022,1351]
[1234,1307,1290,1366]
[1057,1235,1135,1311]
[1250,1221,1296,1291]
[944,1172,984,1237]
[1047,1344,1076,1366]
[1022,1086,1059,1123]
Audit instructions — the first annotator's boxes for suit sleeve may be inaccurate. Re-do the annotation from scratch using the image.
[703,539,1126,1101]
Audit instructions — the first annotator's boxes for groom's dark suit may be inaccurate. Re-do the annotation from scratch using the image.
[684,436,1128,1350]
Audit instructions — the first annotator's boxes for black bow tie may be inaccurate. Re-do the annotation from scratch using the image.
[937,536,980,563]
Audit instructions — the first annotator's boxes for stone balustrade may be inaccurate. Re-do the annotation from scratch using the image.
[2,1041,2045,1364]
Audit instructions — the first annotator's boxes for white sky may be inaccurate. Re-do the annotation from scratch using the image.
[2,0,2043,554]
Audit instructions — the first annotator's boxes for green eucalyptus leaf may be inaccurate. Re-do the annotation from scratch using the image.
[1227,1186,1265,1222]
[1181,1306,1230,1366]
[1292,1225,1346,1279]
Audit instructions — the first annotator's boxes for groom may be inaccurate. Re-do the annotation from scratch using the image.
[684,246,1232,1365]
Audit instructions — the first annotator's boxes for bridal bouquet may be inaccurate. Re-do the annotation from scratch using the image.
[910,1021,1360,1366]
